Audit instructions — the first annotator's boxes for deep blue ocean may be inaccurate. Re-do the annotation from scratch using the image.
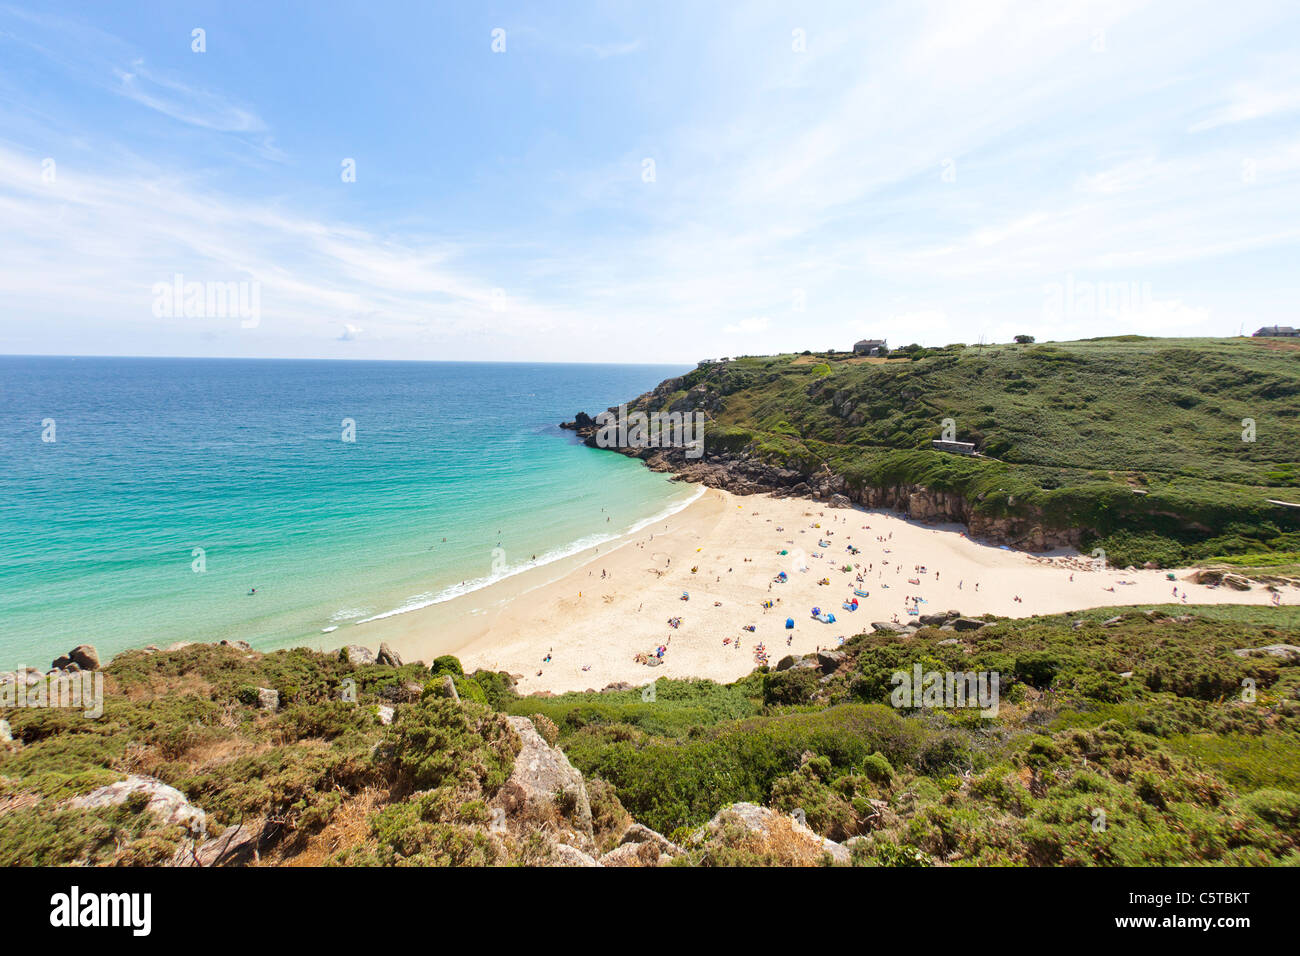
[0,357,694,666]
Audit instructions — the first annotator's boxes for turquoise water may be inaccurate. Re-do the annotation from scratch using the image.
[0,357,694,667]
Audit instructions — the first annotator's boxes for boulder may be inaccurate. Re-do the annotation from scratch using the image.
[6,667,42,689]
[433,674,460,703]
[775,655,799,671]
[71,775,206,836]
[547,843,601,867]
[342,645,375,665]
[619,822,684,857]
[828,494,853,509]
[494,716,593,850]
[1222,574,1252,591]
[256,687,279,711]
[871,621,907,634]
[600,841,665,867]
[173,818,265,867]
[700,802,849,865]
[376,642,402,667]
[950,617,987,632]
[918,612,954,626]
[816,650,846,673]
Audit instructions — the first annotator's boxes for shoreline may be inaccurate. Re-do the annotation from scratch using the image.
[321,485,1299,696]
[342,484,706,629]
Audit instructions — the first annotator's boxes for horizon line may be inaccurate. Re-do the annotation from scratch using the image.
[0,352,700,367]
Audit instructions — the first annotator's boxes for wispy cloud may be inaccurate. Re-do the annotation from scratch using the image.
[113,60,266,133]
[2,0,1299,360]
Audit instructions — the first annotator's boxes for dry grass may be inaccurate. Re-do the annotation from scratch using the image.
[1249,337,1300,352]
[272,787,388,866]
[109,669,219,703]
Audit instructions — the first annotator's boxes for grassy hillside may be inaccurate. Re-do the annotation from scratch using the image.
[516,607,1300,864]
[630,336,1300,565]
[3,608,1297,866]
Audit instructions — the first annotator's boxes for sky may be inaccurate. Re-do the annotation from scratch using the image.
[0,0,1298,363]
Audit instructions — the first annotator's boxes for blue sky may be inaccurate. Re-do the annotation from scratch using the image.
[1,0,1298,362]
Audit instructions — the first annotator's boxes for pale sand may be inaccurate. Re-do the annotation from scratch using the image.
[348,488,1299,696]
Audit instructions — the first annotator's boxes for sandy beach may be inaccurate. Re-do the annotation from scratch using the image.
[343,487,1299,695]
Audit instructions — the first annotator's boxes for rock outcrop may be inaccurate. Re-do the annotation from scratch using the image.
[695,802,850,865]
[173,818,266,867]
[70,775,206,837]
[494,716,594,854]
[599,821,686,866]
[51,644,100,672]
[560,410,1082,551]
[547,844,601,867]
[342,645,375,665]
[816,650,846,673]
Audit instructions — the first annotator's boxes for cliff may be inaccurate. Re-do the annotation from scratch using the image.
[563,337,1300,562]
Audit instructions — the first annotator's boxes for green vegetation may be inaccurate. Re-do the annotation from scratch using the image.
[634,337,1300,565]
[2,605,1297,865]
[0,644,524,866]
[528,607,1300,864]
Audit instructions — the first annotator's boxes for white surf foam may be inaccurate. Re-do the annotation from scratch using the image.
[353,486,706,625]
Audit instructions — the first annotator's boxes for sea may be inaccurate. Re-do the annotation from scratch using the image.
[0,356,697,667]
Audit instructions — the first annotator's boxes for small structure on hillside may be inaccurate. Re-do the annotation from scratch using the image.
[1253,326,1299,337]
[932,439,976,455]
[853,338,888,356]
